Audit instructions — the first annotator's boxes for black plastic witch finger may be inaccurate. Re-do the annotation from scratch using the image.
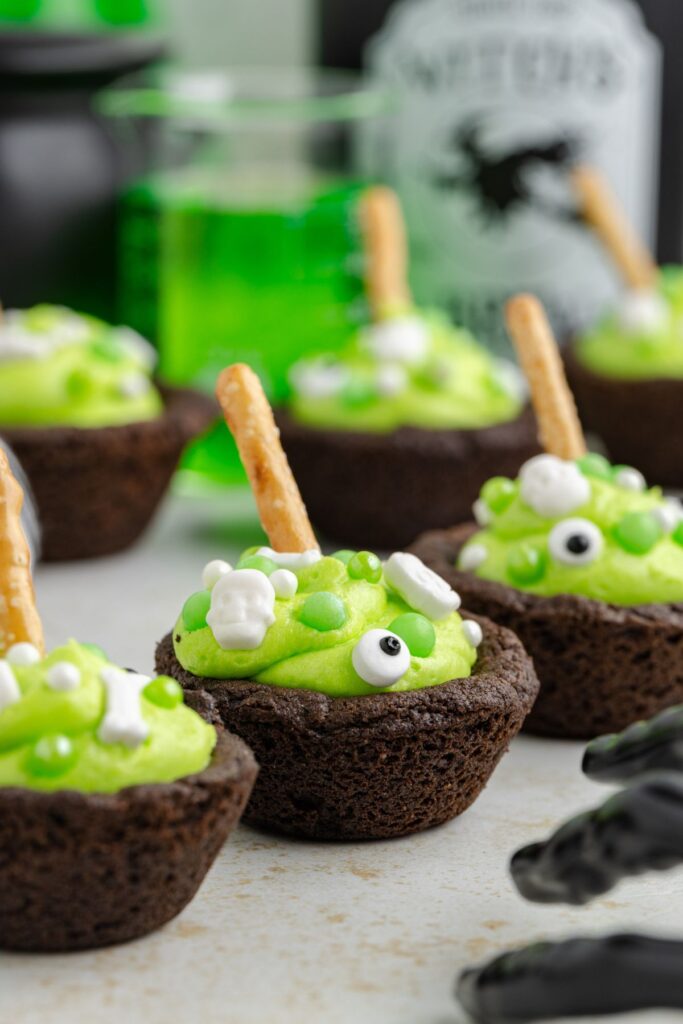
[583,704,683,783]
[456,934,683,1024]
[510,773,683,905]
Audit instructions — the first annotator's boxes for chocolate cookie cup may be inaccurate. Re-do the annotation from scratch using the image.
[278,408,539,551]
[0,729,257,953]
[1,386,215,561]
[410,523,683,739]
[566,343,683,487]
[156,618,538,841]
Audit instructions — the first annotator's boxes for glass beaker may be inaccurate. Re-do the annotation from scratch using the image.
[104,68,389,485]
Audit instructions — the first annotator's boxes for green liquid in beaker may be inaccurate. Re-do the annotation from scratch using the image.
[119,169,368,485]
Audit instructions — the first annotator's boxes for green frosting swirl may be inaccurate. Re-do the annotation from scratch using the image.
[288,310,525,432]
[0,641,215,793]
[459,455,683,605]
[174,551,477,696]
[0,306,163,427]
[576,267,683,379]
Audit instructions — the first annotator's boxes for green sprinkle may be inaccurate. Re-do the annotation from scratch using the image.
[577,453,613,481]
[347,551,382,584]
[332,550,356,565]
[613,512,663,555]
[341,380,376,408]
[674,522,683,548]
[299,592,347,632]
[389,613,436,658]
[481,477,516,515]
[507,544,546,585]
[27,735,78,778]
[144,676,184,709]
[237,555,279,576]
[82,642,108,660]
[182,590,211,632]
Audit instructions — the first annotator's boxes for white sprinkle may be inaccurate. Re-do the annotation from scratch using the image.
[652,499,683,534]
[384,552,461,621]
[615,467,646,493]
[459,544,488,572]
[0,661,20,711]
[361,317,429,365]
[202,559,232,590]
[7,642,41,667]
[257,547,322,570]
[473,499,493,527]
[207,569,276,650]
[119,371,151,399]
[98,667,150,749]
[112,326,157,370]
[375,363,408,397]
[289,358,349,399]
[47,662,81,692]
[617,290,668,336]
[462,621,484,649]
[271,569,298,599]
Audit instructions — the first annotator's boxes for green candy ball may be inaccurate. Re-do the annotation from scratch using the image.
[299,592,347,632]
[342,380,376,408]
[91,336,125,363]
[28,734,78,778]
[613,512,663,555]
[237,555,279,576]
[144,675,184,709]
[182,590,211,632]
[481,477,516,515]
[507,544,546,585]
[347,550,382,584]
[389,613,436,658]
[577,453,613,481]
[332,550,356,565]
[674,522,683,548]
[82,642,108,660]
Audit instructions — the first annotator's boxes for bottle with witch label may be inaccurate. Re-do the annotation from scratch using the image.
[362,0,661,352]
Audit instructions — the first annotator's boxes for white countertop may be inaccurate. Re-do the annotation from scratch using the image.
[2,490,681,1024]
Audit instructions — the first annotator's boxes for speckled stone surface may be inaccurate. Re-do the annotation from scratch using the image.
[4,492,680,1024]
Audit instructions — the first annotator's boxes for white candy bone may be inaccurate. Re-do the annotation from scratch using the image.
[0,661,20,712]
[384,552,461,621]
[98,667,151,748]
[519,455,590,518]
[206,569,276,650]
[362,317,429,365]
[257,547,321,570]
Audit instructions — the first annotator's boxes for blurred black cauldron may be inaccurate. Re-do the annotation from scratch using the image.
[0,31,164,320]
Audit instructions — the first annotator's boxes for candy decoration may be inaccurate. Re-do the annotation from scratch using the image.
[456,934,683,1024]
[572,165,658,292]
[237,554,279,576]
[509,773,683,905]
[507,544,546,585]
[505,296,586,462]
[6,642,41,666]
[352,629,411,688]
[613,512,662,555]
[388,613,436,658]
[519,455,590,518]
[347,551,383,584]
[384,552,461,621]
[0,447,44,657]
[583,705,683,783]
[617,290,668,335]
[299,592,347,632]
[459,544,488,573]
[462,621,484,649]
[216,363,318,554]
[614,466,647,493]
[46,662,81,693]
[480,477,516,515]
[98,667,151,749]
[202,559,232,590]
[577,452,612,481]
[360,186,413,319]
[206,569,276,651]
[548,518,604,567]
[257,547,321,570]
[270,569,298,599]
[0,661,19,712]
[143,675,184,709]
[27,734,78,778]
[182,591,212,632]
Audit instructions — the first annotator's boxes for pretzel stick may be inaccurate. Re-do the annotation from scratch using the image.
[360,186,413,319]
[506,295,587,461]
[572,165,658,292]
[0,448,44,655]
[216,364,318,554]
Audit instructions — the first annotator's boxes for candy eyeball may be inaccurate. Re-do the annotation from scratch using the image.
[519,455,590,519]
[362,317,429,365]
[289,358,349,400]
[352,629,411,688]
[617,290,668,336]
[548,518,604,567]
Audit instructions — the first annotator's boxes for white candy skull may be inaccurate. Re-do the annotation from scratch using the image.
[519,455,590,519]
[206,569,276,650]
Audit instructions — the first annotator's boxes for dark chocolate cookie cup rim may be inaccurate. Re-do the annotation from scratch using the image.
[0,386,217,562]
[409,523,683,739]
[276,407,540,551]
[0,730,258,953]
[564,341,683,488]
[155,616,539,842]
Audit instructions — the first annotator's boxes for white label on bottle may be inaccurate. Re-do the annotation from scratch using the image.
[365,0,661,352]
